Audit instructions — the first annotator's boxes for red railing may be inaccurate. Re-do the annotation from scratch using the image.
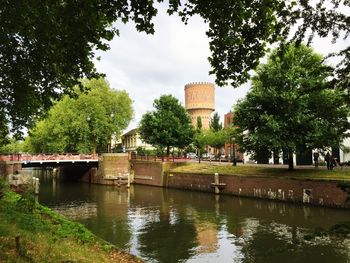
[0,153,99,162]
[130,154,190,162]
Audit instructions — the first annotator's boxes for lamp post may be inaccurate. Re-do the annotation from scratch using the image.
[231,137,237,166]
[233,144,237,166]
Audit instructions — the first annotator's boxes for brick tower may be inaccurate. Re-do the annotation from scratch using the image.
[184,82,215,129]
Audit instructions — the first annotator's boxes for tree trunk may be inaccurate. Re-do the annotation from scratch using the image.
[288,149,294,170]
[166,146,170,156]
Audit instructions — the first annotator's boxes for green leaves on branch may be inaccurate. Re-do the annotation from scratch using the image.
[209,112,222,132]
[0,0,158,135]
[139,95,194,155]
[25,78,133,154]
[2,0,349,136]
[234,44,350,169]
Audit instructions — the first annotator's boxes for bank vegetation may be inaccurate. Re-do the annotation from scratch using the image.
[0,183,143,263]
[171,163,350,182]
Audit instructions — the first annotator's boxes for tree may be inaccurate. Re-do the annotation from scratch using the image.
[234,44,349,170]
[196,116,202,131]
[0,138,23,154]
[139,95,194,156]
[2,1,349,137]
[192,117,208,163]
[209,112,222,132]
[25,78,133,154]
[0,1,159,136]
[206,129,230,159]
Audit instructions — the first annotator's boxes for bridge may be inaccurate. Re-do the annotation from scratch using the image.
[0,153,131,187]
[0,154,99,167]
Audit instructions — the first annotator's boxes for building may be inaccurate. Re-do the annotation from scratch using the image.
[184,82,215,129]
[121,128,154,153]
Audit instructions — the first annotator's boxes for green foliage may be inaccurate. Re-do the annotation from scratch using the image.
[206,129,230,156]
[1,1,350,139]
[192,130,208,161]
[0,138,24,153]
[0,178,6,199]
[136,146,146,155]
[25,78,133,154]
[234,44,350,169]
[139,95,195,155]
[176,1,349,88]
[0,190,136,262]
[209,112,222,132]
[3,0,349,138]
[0,1,158,136]
[196,116,202,131]
[16,185,37,213]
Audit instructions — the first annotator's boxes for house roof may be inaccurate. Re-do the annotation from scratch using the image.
[122,128,138,137]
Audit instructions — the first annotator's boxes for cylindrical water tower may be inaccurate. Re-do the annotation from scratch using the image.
[184,82,215,129]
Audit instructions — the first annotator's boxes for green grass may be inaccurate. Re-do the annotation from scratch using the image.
[0,189,143,263]
[170,163,350,181]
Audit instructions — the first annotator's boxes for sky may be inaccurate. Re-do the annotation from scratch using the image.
[94,4,349,134]
[94,8,250,132]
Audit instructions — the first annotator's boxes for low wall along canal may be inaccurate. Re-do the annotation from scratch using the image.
[132,160,350,209]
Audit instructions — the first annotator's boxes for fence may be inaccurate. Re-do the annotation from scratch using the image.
[130,154,190,162]
[0,153,99,162]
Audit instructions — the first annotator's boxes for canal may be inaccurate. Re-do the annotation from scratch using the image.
[38,175,350,263]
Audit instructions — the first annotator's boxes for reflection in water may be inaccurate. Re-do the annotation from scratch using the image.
[38,174,350,263]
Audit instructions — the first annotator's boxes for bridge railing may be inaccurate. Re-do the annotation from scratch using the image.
[130,154,190,162]
[0,154,21,162]
[0,153,99,162]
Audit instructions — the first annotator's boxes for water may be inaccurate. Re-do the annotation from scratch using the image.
[38,176,350,263]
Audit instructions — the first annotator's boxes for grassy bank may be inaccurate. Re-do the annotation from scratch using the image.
[170,163,350,181]
[0,186,143,263]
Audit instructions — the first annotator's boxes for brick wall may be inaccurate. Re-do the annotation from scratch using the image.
[166,172,350,208]
[79,153,130,185]
[0,161,22,178]
[125,161,350,209]
[132,160,186,186]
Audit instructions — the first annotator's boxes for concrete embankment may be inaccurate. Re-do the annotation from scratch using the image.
[131,160,350,209]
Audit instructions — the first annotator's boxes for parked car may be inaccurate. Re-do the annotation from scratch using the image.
[220,154,226,160]
[201,153,214,159]
[186,152,197,159]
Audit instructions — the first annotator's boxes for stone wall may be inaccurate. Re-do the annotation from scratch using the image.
[79,153,130,185]
[99,153,129,178]
[130,161,350,208]
[0,161,22,178]
[131,160,185,187]
[166,173,350,208]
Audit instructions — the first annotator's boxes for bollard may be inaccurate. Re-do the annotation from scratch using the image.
[34,178,40,194]
[127,173,130,188]
[214,173,220,194]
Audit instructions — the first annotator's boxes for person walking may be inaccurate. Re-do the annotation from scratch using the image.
[325,152,331,170]
[329,154,336,170]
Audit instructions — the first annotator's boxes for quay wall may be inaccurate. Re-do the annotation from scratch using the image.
[80,153,130,185]
[131,161,350,209]
[131,160,184,187]
[0,161,22,178]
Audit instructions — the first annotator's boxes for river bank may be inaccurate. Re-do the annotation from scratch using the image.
[0,186,143,263]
